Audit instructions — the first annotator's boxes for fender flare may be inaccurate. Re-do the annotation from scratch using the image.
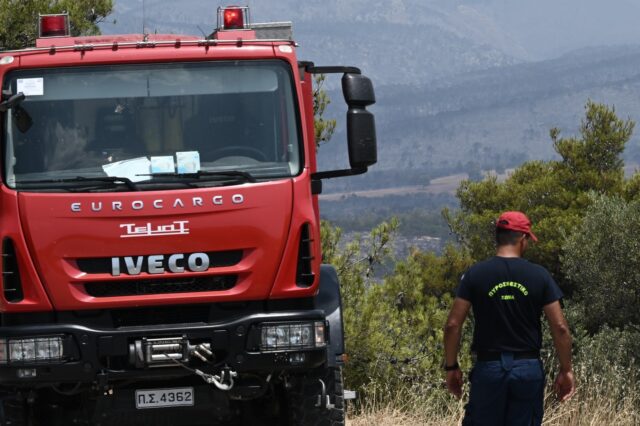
[313,264,345,367]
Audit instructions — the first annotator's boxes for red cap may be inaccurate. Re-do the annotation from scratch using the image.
[496,211,538,242]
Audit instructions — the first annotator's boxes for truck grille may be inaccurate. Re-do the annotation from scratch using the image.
[84,275,237,297]
[2,238,24,303]
[296,224,315,287]
[76,250,243,274]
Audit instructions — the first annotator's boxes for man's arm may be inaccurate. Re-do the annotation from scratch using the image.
[543,301,576,402]
[444,297,471,398]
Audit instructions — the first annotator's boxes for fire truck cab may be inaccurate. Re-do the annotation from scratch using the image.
[0,7,376,426]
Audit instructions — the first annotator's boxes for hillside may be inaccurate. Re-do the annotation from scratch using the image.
[101,0,525,85]
[318,45,640,192]
[101,0,640,83]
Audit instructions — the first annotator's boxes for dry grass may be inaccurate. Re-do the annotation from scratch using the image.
[346,404,461,426]
[347,385,639,426]
[346,406,434,426]
[541,387,639,426]
[346,324,640,425]
[345,388,464,426]
[347,400,638,426]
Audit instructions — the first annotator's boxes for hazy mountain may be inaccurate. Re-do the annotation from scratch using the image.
[101,1,640,84]
[318,45,640,186]
[100,0,525,84]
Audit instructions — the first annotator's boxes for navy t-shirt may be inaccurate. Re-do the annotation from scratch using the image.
[456,256,563,352]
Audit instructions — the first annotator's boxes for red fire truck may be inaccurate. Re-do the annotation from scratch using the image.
[0,6,376,426]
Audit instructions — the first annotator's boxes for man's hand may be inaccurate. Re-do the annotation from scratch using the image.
[443,297,471,400]
[544,301,575,403]
[554,369,576,402]
[446,368,463,399]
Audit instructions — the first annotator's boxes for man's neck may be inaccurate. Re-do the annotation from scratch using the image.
[496,245,521,258]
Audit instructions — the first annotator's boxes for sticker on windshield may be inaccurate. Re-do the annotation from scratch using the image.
[151,156,175,173]
[176,151,201,174]
[103,157,151,183]
[16,78,44,96]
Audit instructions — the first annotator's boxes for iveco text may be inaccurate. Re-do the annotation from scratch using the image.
[111,253,211,276]
[70,194,245,213]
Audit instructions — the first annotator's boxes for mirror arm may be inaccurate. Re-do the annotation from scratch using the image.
[311,167,367,180]
[302,63,362,75]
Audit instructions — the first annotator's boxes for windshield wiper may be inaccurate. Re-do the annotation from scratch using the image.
[141,170,257,183]
[17,176,140,191]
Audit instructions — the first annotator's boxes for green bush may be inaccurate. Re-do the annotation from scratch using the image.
[562,195,640,331]
[321,220,473,407]
[445,101,634,290]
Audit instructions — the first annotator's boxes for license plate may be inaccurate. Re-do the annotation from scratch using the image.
[135,387,194,409]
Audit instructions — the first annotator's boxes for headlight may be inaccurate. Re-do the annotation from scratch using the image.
[4,336,64,363]
[36,337,62,360]
[9,339,35,362]
[260,321,326,351]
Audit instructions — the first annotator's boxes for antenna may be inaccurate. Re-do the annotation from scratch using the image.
[142,0,147,36]
[196,25,209,40]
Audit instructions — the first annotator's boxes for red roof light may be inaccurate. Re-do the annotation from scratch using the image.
[223,7,245,29]
[39,14,70,38]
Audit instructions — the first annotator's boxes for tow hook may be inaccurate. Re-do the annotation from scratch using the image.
[315,379,334,410]
[194,365,238,391]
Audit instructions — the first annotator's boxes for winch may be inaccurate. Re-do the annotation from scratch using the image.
[128,336,213,368]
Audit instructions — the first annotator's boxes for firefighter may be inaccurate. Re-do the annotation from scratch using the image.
[443,211,575,425]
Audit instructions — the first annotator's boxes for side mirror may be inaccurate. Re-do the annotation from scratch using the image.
[343,74,377,169]
[306,64,378,183]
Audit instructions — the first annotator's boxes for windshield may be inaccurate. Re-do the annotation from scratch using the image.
[2,60,301,191]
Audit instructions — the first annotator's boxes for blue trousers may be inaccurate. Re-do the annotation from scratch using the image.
[462,353,544,426]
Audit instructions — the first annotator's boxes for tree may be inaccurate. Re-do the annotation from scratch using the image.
[551,101,634,195]
[562,194,640,332]
[313,74,337,148]
[321,219,475,404]
[0,0,113,50]
[624,171,640,200]
[320,219,399,392]
[445,101,635,288]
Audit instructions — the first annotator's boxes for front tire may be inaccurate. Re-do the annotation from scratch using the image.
[287,366,345,426]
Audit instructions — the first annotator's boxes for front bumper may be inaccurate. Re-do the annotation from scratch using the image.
[0,309,330,387]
